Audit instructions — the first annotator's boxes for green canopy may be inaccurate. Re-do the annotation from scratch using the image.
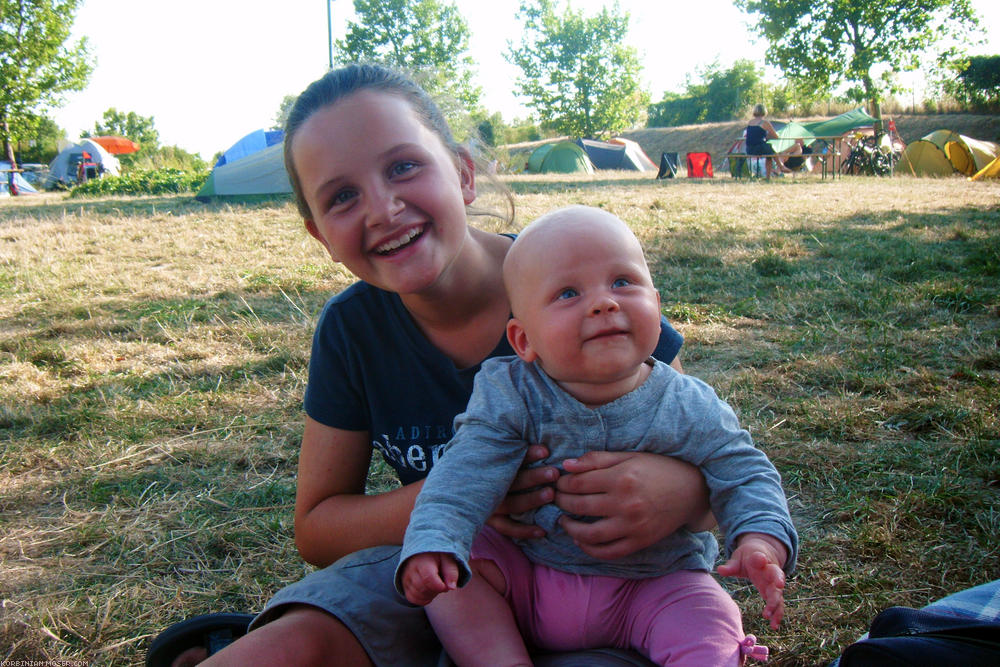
[771,121,816,153]
[802,108,878,139]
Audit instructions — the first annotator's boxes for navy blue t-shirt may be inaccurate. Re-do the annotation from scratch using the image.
[304,281,684,485]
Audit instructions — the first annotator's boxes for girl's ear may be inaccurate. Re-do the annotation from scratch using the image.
[457,148,477,205]
[506,318,537,363]
[304,218,341,263]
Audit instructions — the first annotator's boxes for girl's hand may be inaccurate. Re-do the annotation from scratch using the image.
[553,451,713,560]
[486,445,558,540]
[400,552,459,606]
[717,533,788,629]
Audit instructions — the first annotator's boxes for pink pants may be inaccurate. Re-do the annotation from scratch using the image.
[471,527,751,666]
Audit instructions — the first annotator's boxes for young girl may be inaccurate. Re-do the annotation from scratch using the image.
[178,64,713,667]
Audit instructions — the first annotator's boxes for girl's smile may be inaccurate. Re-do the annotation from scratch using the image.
[373,224,426,255]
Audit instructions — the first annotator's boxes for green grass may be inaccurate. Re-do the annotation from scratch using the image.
[2,175,999,665]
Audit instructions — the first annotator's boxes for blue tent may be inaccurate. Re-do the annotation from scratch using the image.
[214,129,284,167]
[1,161,40,196]
[197,130,292,201]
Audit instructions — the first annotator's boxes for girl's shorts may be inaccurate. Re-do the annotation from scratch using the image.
[251,545,444,666]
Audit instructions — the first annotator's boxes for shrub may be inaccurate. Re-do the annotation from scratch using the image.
[69,168,209,197]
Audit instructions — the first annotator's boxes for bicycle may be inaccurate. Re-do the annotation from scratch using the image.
[841,132,896,176]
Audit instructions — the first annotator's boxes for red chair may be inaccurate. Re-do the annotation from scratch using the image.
[686,152,714,178]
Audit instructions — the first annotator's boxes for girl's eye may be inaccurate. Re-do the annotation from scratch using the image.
[612,278,631,288]
[325,188,356,211]
[391,160,418,177]
[557,288,578,300]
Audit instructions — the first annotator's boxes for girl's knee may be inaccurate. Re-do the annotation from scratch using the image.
[208,606,371,666]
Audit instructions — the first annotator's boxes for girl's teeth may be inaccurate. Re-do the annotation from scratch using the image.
[378,228,421,253]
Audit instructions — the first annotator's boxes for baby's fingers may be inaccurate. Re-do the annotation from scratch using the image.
[439,554,461,590]
[752,561,786,629]
[402,560,449,605]
[763,592,785,629]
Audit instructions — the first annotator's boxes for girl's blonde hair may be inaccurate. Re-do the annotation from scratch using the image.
[752,104,767,117]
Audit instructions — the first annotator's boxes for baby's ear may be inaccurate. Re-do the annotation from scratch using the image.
[506,318,537,363]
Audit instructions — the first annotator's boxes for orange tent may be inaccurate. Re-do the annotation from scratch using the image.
[88,135,140,154]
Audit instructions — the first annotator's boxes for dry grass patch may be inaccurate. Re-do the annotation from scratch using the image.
[2,176,999,664]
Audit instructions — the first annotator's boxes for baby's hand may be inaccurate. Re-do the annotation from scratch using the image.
[401,552,460,606]
[717,533,788,629]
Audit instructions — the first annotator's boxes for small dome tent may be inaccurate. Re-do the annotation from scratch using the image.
[526,143,555,173]
[214,129,285,167]
[196,142,291,201]
[609,138,657,171]
[46,139,120,188]
[526,141,594,174]
[196,129,292,200]
[576,138,655,171]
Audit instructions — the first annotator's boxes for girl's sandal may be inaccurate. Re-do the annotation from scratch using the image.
[146,612,256,667]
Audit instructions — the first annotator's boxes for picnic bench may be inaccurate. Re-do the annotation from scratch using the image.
[727,148,841,180]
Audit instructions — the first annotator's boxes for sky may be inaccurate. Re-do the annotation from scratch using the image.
[50,0,999,160]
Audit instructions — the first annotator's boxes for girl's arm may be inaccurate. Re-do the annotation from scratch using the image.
[294,416,423,567]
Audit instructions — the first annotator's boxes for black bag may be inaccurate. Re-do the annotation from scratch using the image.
[838,605,1000,666]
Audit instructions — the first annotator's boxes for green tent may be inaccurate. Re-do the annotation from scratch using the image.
[526,143,555,173]
[527,140,594,174]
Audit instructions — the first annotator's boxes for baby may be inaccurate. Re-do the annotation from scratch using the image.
[396,205,797,666]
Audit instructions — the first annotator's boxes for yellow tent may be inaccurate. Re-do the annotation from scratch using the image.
[894,129,1000,177]
[971,155,1000,181]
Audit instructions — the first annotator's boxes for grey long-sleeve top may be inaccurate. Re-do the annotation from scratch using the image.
[395,356,798,591]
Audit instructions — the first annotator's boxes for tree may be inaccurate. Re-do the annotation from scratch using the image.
[90,108,160,148]
[85,108,200,170]
[648,60,765,127]
[0,0,92,166]
[12,113,65,164]
[944,55,1000,112]
[88,108,159,168]
[273,95,297,132]
[735,0,980,128]
[507,0,646,138]
[335,0,480,112]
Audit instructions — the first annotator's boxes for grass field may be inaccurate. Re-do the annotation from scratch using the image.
[2,173,998,665]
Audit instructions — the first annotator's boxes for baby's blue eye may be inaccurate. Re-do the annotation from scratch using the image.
[612,278,631,288]
[557,288,578,300]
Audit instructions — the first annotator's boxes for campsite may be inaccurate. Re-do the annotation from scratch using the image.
[1,169,998,664]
